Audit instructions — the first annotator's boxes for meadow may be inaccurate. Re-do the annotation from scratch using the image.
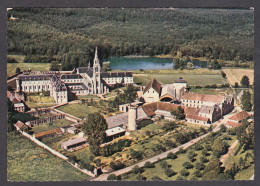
[222,68,254,86]
[7,133,88,181]
[57,103,99,119]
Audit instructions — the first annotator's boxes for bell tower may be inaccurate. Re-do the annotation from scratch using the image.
[93,47,101,94]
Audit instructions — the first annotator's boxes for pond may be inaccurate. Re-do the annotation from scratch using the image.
[108,56,207,70]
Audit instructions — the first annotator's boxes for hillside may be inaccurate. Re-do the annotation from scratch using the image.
[7,8,253,70]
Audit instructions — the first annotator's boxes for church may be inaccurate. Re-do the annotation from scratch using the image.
[15,47,134,103]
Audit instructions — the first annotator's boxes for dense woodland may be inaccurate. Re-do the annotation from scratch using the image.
[7,8,253,70]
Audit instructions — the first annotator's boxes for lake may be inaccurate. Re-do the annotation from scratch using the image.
[108,56,207,70]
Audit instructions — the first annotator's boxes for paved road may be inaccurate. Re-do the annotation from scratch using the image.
[92,122,223,181]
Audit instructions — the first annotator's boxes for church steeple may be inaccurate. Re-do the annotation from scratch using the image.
[93,46,100,66]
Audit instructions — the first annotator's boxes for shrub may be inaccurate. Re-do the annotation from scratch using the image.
[202,149,210,156]
[130,150,143,160]
[135,173,146,180]
[165,168,176,177]
[165,140,176,148]
[176,176,184,180]
[200,156,209,163]
[167,152,177,159]
[144,161,154,168]
[68,156,77,164]
[179,148,186,154]
[100,139,132,157]
[194,170,202,178]
[205,144,212,151]
[234,82,239,88]
[107,174,118,180]
[180,169,189,177]
[110,161,124,170]
[159,160,169,169]
[182,161,193,169]
[132,165,144,174]
[195,144,203,150]
[195,162,206,170]
[151,176,162,180]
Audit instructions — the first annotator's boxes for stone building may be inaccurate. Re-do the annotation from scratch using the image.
[142,78,187,103]
[16,47,134,103]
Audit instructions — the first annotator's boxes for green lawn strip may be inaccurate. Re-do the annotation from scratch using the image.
[134,74,226,86]
[7,133,88,181]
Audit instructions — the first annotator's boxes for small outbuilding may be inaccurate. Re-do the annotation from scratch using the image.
[61,137,87,150]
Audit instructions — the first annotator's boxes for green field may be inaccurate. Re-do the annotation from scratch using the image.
[32,118,73,133]
[7,133,88,181]
[57,103,99,119]
[7,63,51,77]
[134,74,226,86]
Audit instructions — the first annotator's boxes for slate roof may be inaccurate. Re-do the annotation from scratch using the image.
[105,112,128,129]
[60,74,83,79]
[181,92,224,103]
[101,72,133,78]
[143,78,162,94]
[77,67,90,73]
[61,137,86,148]
[18,74,52,81]
[229,111,250,122]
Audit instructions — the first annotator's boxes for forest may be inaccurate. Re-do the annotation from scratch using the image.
[7,8,254,70]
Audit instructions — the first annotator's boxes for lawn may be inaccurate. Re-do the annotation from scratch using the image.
[57,103,99,119]
[7,132,88,181]
[25,94,56,108]
[134,73,226,86]
[7,63,51,77]
[32,118,73,133]
[222,68,254,86]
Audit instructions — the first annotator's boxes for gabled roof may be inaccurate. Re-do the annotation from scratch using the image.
[61,137,86,147]
[143,78,162,94]
[226,121,242,128]
[229,111,250,122]
[186,114,209,122]
[181,92,225,103]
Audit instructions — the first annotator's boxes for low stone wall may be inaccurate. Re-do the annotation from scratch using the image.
[53,108,82,121]
[17,128,96,177]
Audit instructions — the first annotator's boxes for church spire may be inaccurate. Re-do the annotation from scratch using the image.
[94,46,99,65]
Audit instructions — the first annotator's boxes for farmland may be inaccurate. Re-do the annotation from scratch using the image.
[7,133,88,181]
[222,68,254,86]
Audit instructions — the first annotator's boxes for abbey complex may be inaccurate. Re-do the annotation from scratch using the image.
[15,47,134,103]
